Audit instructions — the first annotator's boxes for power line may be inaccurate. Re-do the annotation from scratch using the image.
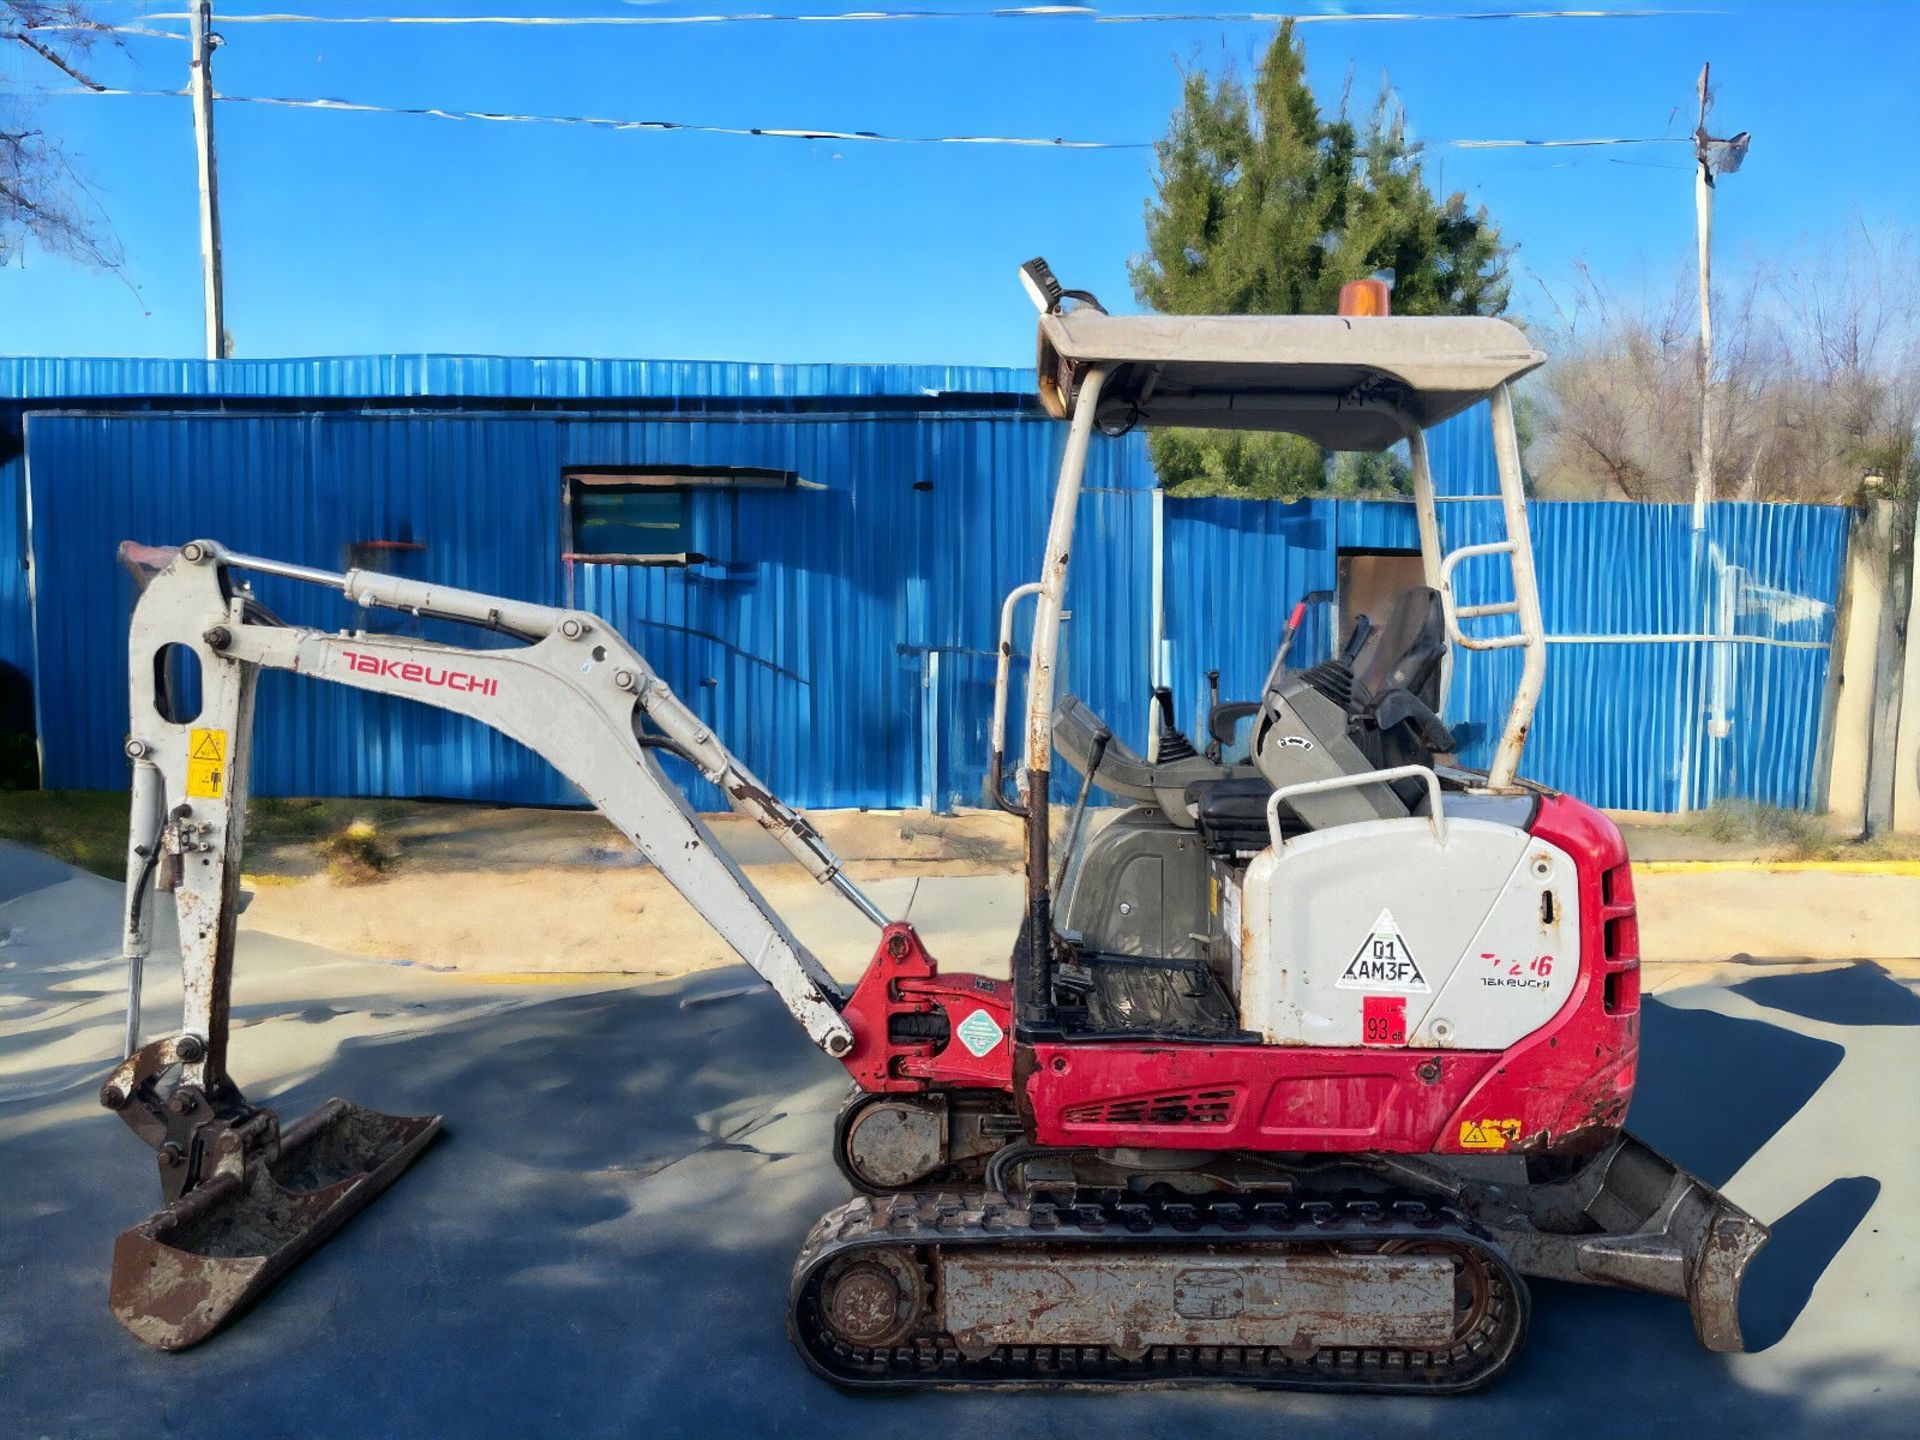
[44,86,1147,147]
[127,7,1704,30]
[42,84,1694,154]
[1099,6,1692,18]
[1445,135,1685,149]
[14,20,186,40]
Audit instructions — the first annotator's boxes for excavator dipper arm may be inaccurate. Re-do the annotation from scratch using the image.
[104,539,871,1347]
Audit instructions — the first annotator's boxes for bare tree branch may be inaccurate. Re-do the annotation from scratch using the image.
[2,22,104,90]
[1528,224,1920,506]
[0,1,124,269]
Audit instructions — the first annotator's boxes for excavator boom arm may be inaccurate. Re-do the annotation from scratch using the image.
[121,539,862,1074]
[102,537,899,1349]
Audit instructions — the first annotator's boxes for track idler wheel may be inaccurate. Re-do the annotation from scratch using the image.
[1380,1239,1492,1342]
[815,1249,928,1350]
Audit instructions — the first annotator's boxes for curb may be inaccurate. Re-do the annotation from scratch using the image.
[1636,860,1920,877]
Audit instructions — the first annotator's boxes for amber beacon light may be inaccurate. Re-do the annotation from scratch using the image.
[1337,278,1392,317]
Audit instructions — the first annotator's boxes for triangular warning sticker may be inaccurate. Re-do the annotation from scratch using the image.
[1336,908,1429,992]
[1459,1118,1520,1151]
[190,729,225,761]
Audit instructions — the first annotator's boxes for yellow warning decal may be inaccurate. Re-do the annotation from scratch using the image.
[186,727,227,799]
[1458,1118,1523,1151]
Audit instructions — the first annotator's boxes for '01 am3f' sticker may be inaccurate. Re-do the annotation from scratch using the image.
[1337,908,1429,992]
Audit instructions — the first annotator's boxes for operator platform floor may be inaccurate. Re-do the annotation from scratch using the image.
[0,839,1915,1439]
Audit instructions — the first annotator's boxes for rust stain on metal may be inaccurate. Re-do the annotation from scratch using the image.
[941,1249,1460,1353]
[106,1101,441,1350]
[1514,1090,1628,1155]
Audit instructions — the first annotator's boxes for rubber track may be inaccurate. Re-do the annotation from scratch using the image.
[789,1189,1529,1393]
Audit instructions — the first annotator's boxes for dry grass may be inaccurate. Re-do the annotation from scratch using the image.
[1683,800,1835,854]
[0,791,420,879]
[1681,799,1920,862]
[0,789,127,877]
[316,819,400,886]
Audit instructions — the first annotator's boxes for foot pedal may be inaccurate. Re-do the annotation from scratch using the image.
[109,1099,441,1350]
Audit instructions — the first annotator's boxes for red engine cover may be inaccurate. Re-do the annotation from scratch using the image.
[1020,793,1641,1157]
[833,795,1640,1161]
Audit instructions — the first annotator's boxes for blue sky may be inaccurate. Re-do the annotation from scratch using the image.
[2,1,1915,364]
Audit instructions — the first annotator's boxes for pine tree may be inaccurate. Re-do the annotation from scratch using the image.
[1130,22,1510,498]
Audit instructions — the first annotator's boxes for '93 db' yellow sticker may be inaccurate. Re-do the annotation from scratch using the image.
[186,728,228,799]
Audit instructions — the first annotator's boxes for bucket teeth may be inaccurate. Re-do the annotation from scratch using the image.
[109,1100,441,1350]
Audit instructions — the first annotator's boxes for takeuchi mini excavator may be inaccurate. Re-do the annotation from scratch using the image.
[101,261,1765,1391]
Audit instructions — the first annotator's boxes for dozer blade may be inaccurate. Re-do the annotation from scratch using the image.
[110,1099,441,1350]
[1478,1128,1768,1353]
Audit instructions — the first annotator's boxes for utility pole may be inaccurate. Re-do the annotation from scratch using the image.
[1691,63,1714,529]
[1682,66,1749,810]
[189,0,227,360]
[1689,64,1749,529]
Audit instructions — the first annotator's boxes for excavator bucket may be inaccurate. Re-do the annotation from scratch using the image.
[109,1100,440,1350]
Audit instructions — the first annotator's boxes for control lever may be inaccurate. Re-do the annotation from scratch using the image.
[1150,686,1199,763]
[1204,670,1222,762]
[1340,614,1375,664]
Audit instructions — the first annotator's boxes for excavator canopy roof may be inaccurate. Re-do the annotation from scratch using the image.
[1035,309,1544,452]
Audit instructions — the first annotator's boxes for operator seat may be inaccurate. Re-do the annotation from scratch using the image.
[1356,585,1445,711]
[1347,586,1455,773]
[1184,588,1458,851]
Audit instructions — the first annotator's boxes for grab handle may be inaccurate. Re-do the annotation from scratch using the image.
[987,582,1043,814]
[1266,766,1447,853]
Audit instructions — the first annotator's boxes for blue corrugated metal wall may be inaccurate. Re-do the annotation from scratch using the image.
[0,354,1030,405]
[25,405,1150,808]
[1163,490,1851,812]
[18,398,1851,814]
[0,452,34,732]
[1440,500,1851,810]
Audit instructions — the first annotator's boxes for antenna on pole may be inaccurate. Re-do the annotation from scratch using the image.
[189,0,228,360]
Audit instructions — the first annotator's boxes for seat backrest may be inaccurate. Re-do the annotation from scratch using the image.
[1052,694,1157,802]
[1355,586,1445,709]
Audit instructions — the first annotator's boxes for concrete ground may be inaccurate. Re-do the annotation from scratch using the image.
[2,840,1917,1438]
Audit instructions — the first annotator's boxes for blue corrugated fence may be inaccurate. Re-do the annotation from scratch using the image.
[1166,494,1850,812]
[13,389,1852,814]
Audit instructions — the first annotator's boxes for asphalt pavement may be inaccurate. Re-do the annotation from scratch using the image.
[1,839,1914,1439]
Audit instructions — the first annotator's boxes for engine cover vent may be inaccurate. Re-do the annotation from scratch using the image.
[1061,1088,1240,1127]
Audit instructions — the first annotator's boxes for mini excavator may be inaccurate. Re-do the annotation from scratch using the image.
[99,261,1765,1391]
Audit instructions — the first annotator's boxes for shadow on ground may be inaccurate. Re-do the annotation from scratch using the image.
[1733,961,1920,1028]
[1,965,1908,1438]
[1629,994,1844,1189]
[1740,1175,1881,1351]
